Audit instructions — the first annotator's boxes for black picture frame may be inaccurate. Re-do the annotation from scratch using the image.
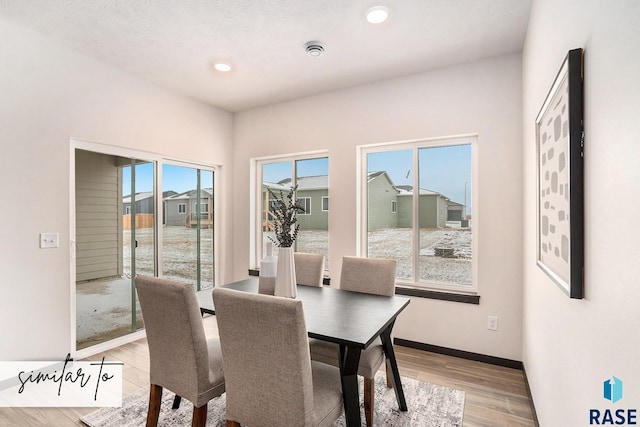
[535,48,584,299]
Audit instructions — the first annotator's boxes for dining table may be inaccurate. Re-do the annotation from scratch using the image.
[197,277,410,427]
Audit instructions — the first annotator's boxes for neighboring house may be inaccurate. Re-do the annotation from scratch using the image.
[368,173,463,230]
[276,176,329,230]
[164,188,214,228]
[396,186,450,229]
[445,200,465,222]
[122,191,154,215]
[367,171,399,230]
[263,171,464,231]
[123,191,178,229]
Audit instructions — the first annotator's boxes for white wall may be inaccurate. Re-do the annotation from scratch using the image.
[0,18,234,360]
[233,53,524,360]
[523,1,640,424]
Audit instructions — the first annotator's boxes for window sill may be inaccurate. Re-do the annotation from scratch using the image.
[249,269,478,303]
[395,285,480,304]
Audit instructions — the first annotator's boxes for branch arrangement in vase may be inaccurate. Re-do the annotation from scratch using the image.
[268,185,305,248]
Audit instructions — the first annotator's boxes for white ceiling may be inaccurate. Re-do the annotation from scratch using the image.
[0,0,531,112]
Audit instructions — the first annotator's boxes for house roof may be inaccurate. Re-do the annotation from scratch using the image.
[122,191,154,204]
[367,171,389,182]
[163,188,214,201]
[265,172,462,203]
[277,176,328,190]
[396,186,441,197]
[262,181,289,192]
[123,191,178,203]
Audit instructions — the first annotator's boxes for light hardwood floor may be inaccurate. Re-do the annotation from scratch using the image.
[0,315,536,426]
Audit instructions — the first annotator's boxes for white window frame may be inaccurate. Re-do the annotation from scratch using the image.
[194,202,209,213]
[357,135,478,294]
[125,206,131,215]
[178,203,186,214]
[391,200,397,214]
[250,150,329,269]
[322,196,329,212]
[297,197,311,215]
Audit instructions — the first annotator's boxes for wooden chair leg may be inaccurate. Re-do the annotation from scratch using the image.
[172,394,182,409]
[226,420,241,427]
[146,384,163,427]
[192,403,208,427]
[364,377,374,427]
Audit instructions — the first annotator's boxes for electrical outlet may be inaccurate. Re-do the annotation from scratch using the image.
[487,316,498,331]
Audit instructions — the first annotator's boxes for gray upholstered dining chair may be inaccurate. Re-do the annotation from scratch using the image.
[308,256,396,427]
[135,275,225,427]
[212,287,344,427]
[294,252,326,287]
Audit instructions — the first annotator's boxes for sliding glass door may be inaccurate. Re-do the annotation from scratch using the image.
[75,147,217,350]
[75,150,155,349]
[161,164,214,290]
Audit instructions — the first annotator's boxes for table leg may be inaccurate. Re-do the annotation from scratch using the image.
[380,322,408,411]
[338,344,362,427]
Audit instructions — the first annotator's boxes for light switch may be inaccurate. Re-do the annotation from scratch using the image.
[40,233,59,249]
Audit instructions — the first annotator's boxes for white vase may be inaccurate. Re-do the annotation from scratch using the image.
[258,242,277,295]
[275,246,297,298]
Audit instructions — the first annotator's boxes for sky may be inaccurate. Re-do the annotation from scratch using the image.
[262,157,329,183]
[261,145,472,208]
[122,163,214,194]
[368,144,472,207]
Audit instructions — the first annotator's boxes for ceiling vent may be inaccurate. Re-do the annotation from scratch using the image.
[304,41,325,57]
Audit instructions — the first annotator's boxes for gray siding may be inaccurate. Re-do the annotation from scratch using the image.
[75,150,120,281]
[397,195,412,228]
[124,197,155,215]
[419,194,442,228]
[367,174,398,230]
[296,189,328,230]
[435,197,447,227]
[398,193,448,228]
[165,199,188,226]
[164,190,213,227]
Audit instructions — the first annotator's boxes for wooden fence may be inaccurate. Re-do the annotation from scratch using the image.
[123,214,155,230]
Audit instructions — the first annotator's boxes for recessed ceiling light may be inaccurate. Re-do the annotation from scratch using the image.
[213,62,232,72]
[366,6,389,24]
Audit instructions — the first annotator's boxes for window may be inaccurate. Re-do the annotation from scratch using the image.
[297,197,311,215]
[178,203,186,214]
[125,206,131,215]
[359,136,475,292]
[194,202,209,213]
[322,196,329,211]
[253,153,329,270]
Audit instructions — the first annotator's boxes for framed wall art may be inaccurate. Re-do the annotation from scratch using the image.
[536,48,584,299]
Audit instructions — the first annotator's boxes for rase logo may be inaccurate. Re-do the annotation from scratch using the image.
[589,376,637,425]
[605,377,624,404]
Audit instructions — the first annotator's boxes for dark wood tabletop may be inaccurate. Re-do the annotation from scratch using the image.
[198,278,409,349]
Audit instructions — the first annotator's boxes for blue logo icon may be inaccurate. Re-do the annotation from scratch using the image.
[604,376,623,404]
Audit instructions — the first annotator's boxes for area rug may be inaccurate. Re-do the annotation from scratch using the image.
[81,371,465,426]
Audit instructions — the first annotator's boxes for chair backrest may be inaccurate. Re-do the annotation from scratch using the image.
[135,275,212,404]
[339,256,396,296]
[213,288,315,426]
[295,252,325,287]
